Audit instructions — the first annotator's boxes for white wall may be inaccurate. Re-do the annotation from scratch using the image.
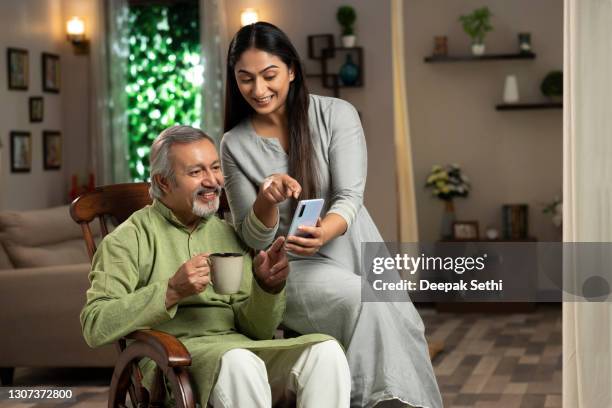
[0,0,91,211]
[405,0,563,242]
[225,0,398,241]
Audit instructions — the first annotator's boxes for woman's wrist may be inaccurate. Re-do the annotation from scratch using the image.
[253,193,279,228]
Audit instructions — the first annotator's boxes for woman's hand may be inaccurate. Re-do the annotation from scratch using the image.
[258,174,301,206]
[285,218,326,256]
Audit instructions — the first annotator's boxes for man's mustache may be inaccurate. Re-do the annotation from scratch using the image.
[194,186,223,197]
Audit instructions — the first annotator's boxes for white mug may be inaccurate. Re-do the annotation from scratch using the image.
[209,253,244,295]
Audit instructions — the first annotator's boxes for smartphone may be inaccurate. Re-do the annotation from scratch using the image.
[287,199,325,237]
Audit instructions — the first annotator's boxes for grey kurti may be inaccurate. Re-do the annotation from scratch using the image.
[220,95,442,408]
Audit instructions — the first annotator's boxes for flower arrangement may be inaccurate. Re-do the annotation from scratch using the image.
[425,164,470,201]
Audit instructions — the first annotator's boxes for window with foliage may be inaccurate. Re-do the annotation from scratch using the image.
[126,2,202,181]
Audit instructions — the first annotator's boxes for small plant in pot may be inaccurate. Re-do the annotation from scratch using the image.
[541,71,563,103]
[337,5,357,47]
[459,6,493,56]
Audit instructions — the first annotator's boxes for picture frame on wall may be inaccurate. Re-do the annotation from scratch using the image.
[452,221,480,240]
[29,97,43,122]
[7,48,29,90]
[42,53,60,93]
[43,130,62,170]
[10,131,32,173]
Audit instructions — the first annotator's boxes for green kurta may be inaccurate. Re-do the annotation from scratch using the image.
[80,200,331,405]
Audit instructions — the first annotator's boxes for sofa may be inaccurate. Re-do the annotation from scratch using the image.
[0,205,115,385]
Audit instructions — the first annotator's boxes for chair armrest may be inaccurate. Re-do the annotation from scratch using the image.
[124,329,191,368]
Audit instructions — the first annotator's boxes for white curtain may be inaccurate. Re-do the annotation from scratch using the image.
[200,0,228,145]
[563,0,612,406]
[390,0,419,242]
[90,0,131,185]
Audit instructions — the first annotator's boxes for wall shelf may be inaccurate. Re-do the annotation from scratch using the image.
[424,52,536,63]
[307,34,364,97]
[496,102,562,111]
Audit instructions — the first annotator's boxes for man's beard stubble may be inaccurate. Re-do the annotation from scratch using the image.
[192,186,222,218]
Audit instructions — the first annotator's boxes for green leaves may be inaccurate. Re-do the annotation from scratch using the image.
[459,7,493,44]
[126,5,202,181]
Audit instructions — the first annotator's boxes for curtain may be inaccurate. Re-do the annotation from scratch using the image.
[200,0,228,145]
[390,0,419,242]
[563,0,612,406]
[90,0,130,185]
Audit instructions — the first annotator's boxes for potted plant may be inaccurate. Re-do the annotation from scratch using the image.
[425,164,471,239]
[337,5,357,47]
[541,71,563,102]
[459,6,493,56]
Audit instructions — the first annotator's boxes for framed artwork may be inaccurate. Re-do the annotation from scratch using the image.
[10,131,32,173]
[43,131,62,170]
[452,221,480,240]
[7,48,29,90]
[29,97,43,122]
[42,53,60,93]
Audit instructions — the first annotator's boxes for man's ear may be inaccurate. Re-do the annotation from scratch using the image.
[155,174,171,195]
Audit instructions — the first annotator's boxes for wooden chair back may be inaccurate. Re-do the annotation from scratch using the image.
[70,182,153,260]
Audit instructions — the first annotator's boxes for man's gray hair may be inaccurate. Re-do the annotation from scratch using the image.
[149,125,215,200]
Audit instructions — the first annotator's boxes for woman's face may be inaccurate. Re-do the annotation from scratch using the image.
[233,48,295,117]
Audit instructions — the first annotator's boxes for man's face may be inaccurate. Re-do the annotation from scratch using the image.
[161,139,224,219]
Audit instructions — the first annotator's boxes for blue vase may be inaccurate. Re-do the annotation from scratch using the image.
[339,54,359,86]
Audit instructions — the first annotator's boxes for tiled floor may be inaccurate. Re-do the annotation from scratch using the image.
[4,305,561,408]
[421,304,562,408]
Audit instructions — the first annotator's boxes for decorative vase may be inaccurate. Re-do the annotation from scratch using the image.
[503,75,519,103]
[341,35,356,48]
[339,54,359,86]
[471,42,485,56]
[440,200,456,239]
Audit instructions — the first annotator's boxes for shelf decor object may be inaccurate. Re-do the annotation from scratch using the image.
[541,70,563,102]
[503,75,519,103]
[518,32,532,53]
[339,54,359,85]
[459,6,493,56]
[336,5,357,48]
[433,36,449,57]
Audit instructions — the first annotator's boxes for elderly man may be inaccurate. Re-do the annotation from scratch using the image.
[80,125,351,407]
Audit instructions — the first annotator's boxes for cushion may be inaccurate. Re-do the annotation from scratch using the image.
[4,238,90,268]
[0,205,99,247]
[0,205,101,269]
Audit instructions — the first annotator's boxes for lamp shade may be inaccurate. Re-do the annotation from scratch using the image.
[240,9,259,26]
[67,16,85,37]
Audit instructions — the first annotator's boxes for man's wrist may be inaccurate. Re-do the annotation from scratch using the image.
[165,280,181,309]
[253,272,285,294]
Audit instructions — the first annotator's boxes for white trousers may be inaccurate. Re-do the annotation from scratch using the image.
[209,340,351,408]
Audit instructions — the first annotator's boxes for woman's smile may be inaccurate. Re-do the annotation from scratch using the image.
[254,94,274,107]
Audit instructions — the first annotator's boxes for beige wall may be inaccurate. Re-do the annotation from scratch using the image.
[405,0,563,242]
[0,0,91,211]
[225,0,398,241]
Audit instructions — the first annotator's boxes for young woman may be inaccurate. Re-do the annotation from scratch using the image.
[220,22,442,408]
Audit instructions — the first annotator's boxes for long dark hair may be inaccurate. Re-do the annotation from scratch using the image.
[224,22,319,202]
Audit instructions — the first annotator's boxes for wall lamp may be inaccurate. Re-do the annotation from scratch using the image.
[66,16,89,55]
[240,8,259,27]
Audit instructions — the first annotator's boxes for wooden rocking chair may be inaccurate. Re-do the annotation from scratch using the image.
[70,182,195,408]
